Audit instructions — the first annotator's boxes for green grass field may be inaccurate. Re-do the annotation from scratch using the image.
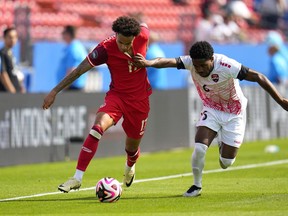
[0,139,288,216]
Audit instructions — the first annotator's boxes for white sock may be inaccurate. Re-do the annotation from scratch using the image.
[192,142,208,188]
[73,169,84,182]
[219,156,236,169]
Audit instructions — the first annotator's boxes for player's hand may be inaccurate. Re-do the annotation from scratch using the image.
[280,98,288,111]
[42,90,57,110]
[133,53,148,68]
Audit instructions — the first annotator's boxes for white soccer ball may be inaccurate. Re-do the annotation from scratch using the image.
[95,177,122,203]
[264,145,280,153]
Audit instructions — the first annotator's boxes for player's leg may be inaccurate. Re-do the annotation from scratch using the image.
[58,112,114,193]
[219,143,238,169]
[58,94,123,193]
[123,137,141,187]
[122,98,149,187]
[125,137,141,167]
[184,126,217,197]
[74,112,114,178]
[184,108,220,197]
[218,109,246,169]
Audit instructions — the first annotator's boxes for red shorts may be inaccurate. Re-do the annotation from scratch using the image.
[97,93,150,139]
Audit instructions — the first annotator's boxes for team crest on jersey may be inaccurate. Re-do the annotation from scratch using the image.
[211,74,219,82]
[91,50,98,59]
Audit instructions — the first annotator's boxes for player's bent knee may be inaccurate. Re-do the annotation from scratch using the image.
[193,143,208,158]
[89,125,103,140]
[219,156,236,169]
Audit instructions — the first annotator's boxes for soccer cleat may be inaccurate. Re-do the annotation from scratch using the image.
[58,177,81,193]
[123,164,135,187]
[183,185,202,197]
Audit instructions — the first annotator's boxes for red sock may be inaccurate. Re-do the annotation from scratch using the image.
[126,147,140,167]
[76,125,103,171]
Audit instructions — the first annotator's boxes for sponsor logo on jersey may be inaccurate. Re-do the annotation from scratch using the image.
[211,74,219,82]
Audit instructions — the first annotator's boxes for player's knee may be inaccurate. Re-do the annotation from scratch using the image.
[193,143,208,159]
[219,156,236,169]
[89,125,104,140]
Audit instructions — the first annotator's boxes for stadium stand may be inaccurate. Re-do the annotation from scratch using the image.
[1,0,201,42]
[1,0,268,43]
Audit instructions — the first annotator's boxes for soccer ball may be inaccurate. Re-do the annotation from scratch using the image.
[95,177,122,203]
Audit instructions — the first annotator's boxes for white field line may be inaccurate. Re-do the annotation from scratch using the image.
[1,159,288,202]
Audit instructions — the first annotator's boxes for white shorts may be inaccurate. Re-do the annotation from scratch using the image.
[196,106,246,148]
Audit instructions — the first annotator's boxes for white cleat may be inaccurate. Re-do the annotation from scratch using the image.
[123,164,135,187]
[58,177,81,193]
[183,185,202,197]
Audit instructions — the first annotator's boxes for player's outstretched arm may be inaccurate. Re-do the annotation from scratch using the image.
[133,53,177,68]
[244,69,288,111]
[42,58,92,110]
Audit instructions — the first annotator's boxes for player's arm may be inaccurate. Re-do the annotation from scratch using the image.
[242,67,288,111]
[0,56,16,93]
[42,58,92,109]
[0,71,17,93]
[64,67,75,90]
[133,53,177,68]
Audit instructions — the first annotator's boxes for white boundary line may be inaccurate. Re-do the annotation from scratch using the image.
[1,159,288,202]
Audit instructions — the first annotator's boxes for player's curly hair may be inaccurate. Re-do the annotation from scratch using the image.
[189,41,214,60]
[112,16,140,37]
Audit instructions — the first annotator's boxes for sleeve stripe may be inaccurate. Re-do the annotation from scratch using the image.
[237,65,249,81]
[86,56,96,67]
[176,57,185,70]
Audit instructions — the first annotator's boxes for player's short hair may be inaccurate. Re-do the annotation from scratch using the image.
[62,25,76,38]
[189,41,214,60]
[112,16,140,37]
[3,27,16,38]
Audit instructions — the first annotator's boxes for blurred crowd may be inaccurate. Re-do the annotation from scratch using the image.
[195,0,288,43]
[193,0,288,86]
[1,0,288,93]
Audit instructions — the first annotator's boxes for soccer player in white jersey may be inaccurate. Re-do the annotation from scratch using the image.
[133,41,288,197]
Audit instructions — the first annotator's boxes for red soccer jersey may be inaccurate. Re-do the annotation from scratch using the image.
[87,26,151,101]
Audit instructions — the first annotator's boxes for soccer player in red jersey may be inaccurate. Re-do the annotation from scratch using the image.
[42,16,151,192]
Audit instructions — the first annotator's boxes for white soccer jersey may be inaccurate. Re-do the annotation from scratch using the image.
[180,54,247,114]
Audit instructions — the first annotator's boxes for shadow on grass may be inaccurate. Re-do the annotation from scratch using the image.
[1,196,97,203]
[1,194,183,203]
[121,194,182,200]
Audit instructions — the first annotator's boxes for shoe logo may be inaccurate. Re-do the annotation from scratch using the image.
[126,175,135,187]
